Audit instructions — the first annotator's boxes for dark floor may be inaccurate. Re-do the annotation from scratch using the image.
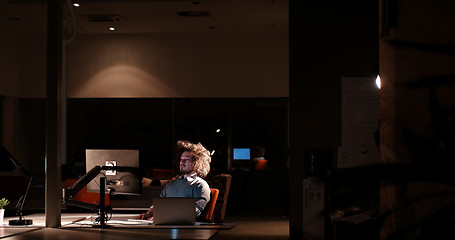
[211,215,289,240]
[211,199,289,240]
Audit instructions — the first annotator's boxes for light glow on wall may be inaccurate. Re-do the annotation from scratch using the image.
[376,75,381,89]
[67,34,288,98]
[71,65,178,98]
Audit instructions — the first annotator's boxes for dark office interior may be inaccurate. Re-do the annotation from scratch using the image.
[1,0,455,239]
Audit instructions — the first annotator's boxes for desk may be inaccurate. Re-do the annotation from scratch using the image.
[64,213,235,229]
[0,226,41,239]
[1,213,234,240]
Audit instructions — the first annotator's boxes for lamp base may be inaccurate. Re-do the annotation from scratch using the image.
[9,219,33,225]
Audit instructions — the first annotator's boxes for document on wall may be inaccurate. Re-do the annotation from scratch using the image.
[339,77,379,168]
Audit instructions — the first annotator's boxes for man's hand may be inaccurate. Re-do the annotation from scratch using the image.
[134,213,146,219]
[134,207,153,220]
[134,213,153,220]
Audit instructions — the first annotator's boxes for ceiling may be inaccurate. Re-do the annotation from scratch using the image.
[1,0,288,35]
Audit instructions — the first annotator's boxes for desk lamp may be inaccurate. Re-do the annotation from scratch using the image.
[0,146,33,225]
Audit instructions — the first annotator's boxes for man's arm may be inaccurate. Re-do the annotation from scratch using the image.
[193,181,211,217]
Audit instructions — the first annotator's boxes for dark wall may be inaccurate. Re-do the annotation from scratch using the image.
[64,98,288,183]
[378,0,455,238]
[66,98,174,178]
[290,1,379,239]
[19,99,45,179]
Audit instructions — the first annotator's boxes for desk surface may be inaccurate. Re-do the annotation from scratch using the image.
[4,213,234,228]
[65,213,235,229]
[0,227,218,240]
[1,213,234,240]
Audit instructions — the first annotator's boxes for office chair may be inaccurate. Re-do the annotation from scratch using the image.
[199,188,219,222]
[207,174,232,223]
[254,159,268,170]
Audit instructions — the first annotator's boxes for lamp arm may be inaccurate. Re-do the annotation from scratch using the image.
[63,165,105,210]
[64,165,138,198]
[65,165,102,197]
[64,199,101,211]
[4,150,32,178]
[15,175,33,218]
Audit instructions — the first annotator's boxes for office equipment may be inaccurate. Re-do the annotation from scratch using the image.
[233,148,250,160]
[64,165,141,227]
[63,149,141,228]
[153,197,196,225]
[85,149,141,195]
[0,146,33,225]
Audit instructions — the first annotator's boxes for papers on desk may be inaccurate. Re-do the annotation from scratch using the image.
[110,220,153,225]
[127,219,154,224]
[73,219,153,226]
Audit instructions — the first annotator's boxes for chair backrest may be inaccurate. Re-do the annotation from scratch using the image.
[152,169,175,180]
[255,159,268,170]
[207,174,232,223]
[199,188,219,222]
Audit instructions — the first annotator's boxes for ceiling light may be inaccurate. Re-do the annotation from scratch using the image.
[109,27,115,31]
[73,3,80,7]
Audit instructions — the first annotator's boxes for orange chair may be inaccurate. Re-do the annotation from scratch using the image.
[207,174,232,223]
[64,179,111,207]
[255,159,268,170]
[199,188,219,222]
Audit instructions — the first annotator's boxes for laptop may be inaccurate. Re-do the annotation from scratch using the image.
[153,197,196,225]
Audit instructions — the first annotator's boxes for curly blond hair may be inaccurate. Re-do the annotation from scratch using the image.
[176,140,211,178]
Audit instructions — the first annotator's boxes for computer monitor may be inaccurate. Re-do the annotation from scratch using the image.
[85,149,141,195]
[233,148,250,160]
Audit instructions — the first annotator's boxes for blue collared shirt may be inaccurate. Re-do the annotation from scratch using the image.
[159,172,210,217]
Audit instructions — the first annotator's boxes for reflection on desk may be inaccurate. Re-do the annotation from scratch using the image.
[2,213,236,240]
[5,213,235,229]
[68,214,235,229]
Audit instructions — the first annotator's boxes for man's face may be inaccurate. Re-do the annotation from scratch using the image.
[179,151,194,174]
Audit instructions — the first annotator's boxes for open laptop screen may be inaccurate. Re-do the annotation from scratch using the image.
[153,197,196,225]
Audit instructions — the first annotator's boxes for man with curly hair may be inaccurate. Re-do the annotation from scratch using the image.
[135,140,211,220]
